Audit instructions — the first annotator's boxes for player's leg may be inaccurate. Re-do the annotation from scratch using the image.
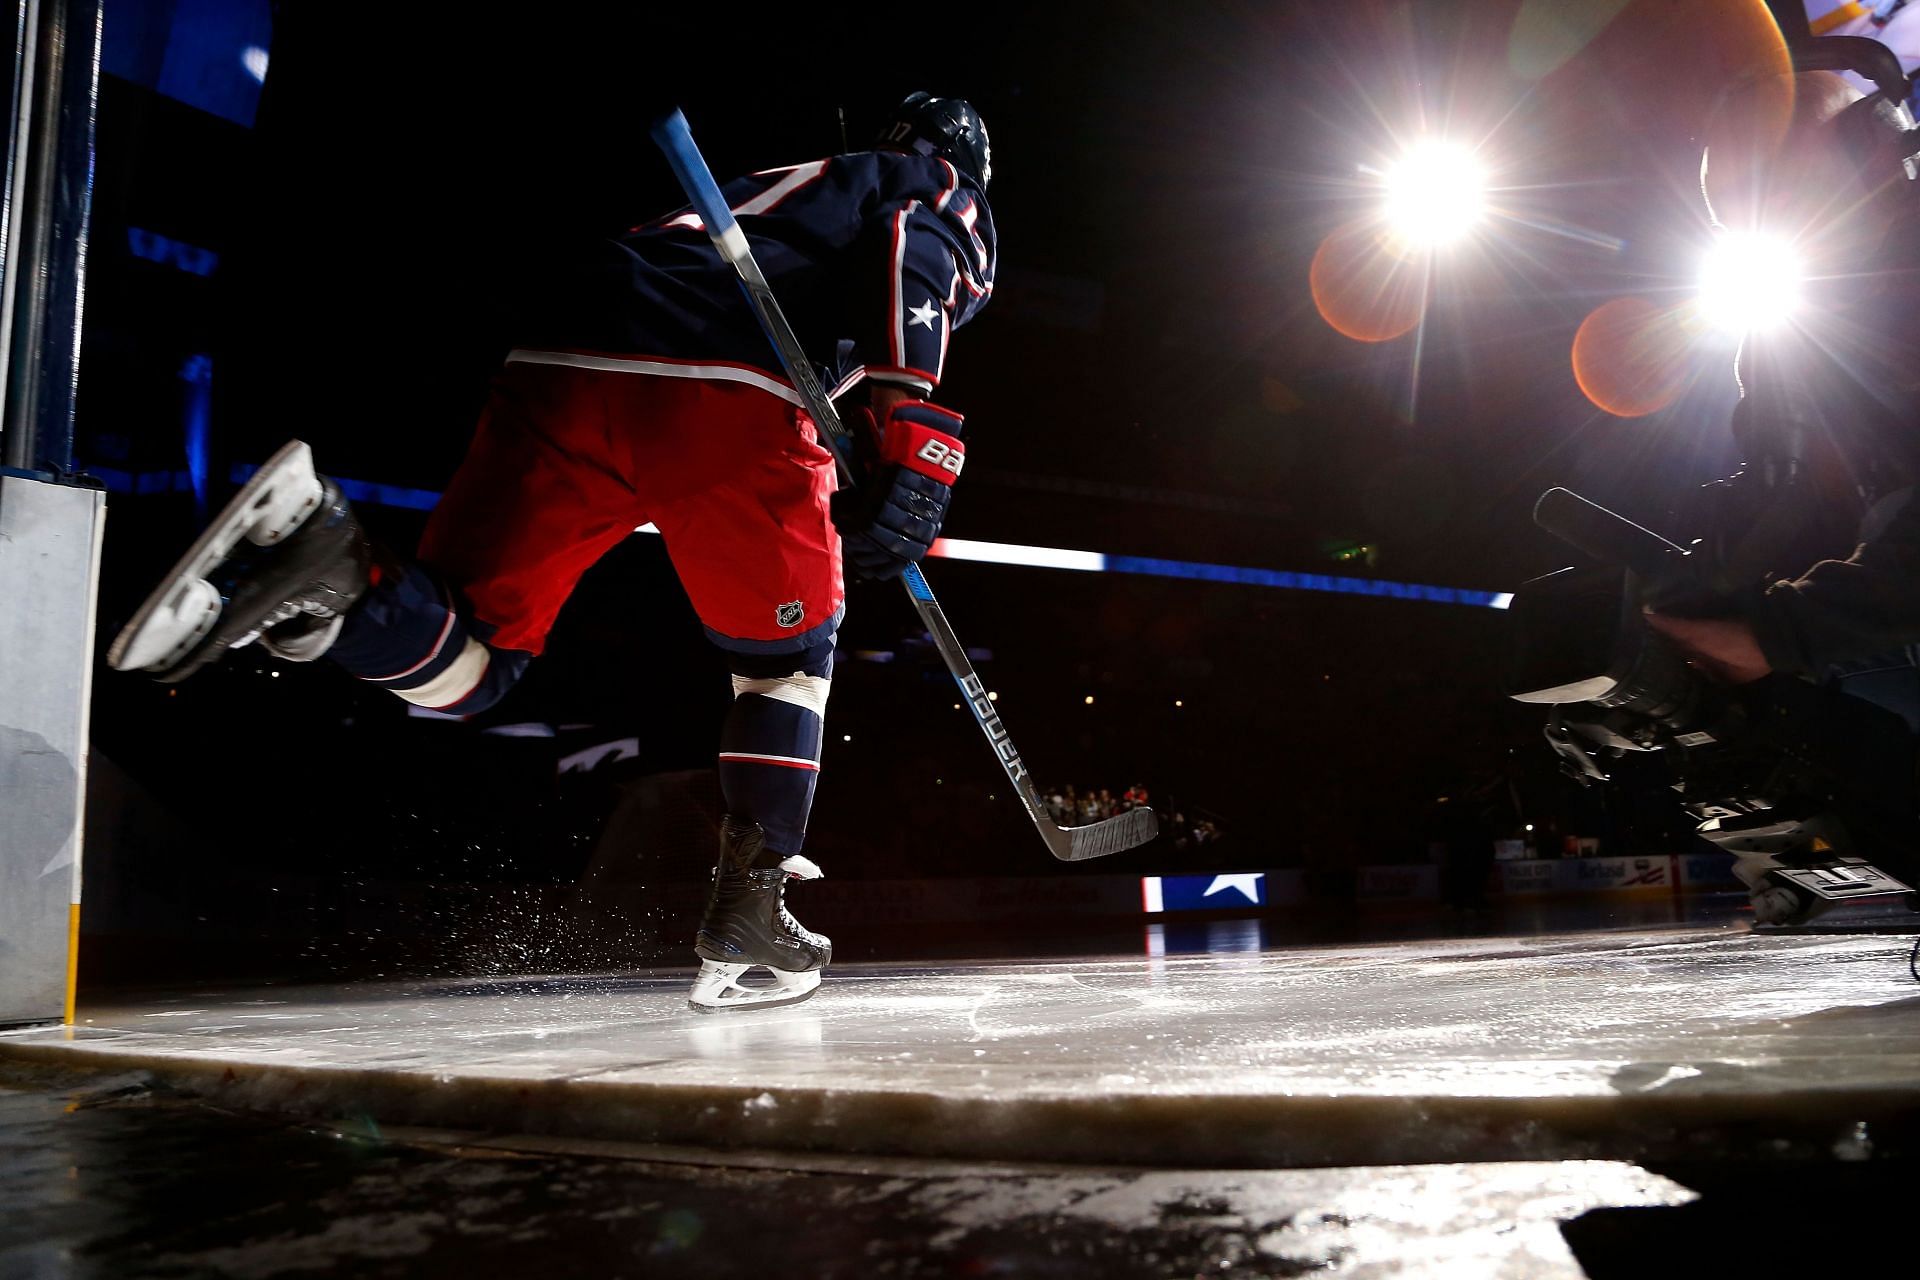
[650,380,844,1011]
[690,637,837,1011]
[320,559,532,715]
[114,361,648,716]
[719,641,835,858]
[328,360,652,713]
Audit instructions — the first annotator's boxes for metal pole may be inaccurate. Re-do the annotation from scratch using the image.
[0,0,43,467]
[38,0,99,474]
[0,0,97,475]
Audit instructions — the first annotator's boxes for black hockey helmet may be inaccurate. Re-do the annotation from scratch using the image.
[878,92,992,188]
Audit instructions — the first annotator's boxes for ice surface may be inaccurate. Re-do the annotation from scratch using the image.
[3,925,1916,1165]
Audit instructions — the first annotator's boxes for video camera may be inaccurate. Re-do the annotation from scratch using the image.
[1505,486,1918,926]
[1501,18,1920,928]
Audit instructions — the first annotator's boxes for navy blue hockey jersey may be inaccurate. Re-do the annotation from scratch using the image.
[516,150,995,400]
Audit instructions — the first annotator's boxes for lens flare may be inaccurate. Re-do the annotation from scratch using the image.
[1515,0,1792,157]
[1696,232,1801,333]
[1571,297,1694,418]
[1507,0,1634,80]
[1381,140,1487,248]
[1310,219,1427,343]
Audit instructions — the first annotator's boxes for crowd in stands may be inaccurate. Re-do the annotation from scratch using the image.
[1041,784,1224,851]
[1168,812,1223,851]
[1043,783,1150,824]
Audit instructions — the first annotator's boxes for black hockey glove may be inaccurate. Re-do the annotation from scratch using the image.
[832,400,965,581]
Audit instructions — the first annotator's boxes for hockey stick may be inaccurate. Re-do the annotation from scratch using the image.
[650,109,1157,862]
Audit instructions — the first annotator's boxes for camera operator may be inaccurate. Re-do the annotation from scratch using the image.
[1647,65,1920,716]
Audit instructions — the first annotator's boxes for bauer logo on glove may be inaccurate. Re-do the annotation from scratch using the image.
[914,436,964,476]
[833,399,966,581]
[880,401,965,483]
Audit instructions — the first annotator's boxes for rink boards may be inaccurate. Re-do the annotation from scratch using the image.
[729,853,1736,928]
[1141,852,1734,917]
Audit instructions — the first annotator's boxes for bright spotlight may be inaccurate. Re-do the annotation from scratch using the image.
[1697,232,1801,333]
[1381,140,1486,247]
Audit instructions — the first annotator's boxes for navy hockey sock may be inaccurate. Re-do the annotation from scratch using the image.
[328,562,529,715]
[718,653,831,861]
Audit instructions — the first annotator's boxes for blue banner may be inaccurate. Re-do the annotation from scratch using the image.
[1142,873,1267,913]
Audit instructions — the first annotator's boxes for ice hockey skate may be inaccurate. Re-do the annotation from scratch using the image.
[108,439,373,683]
[689,816,832,1013]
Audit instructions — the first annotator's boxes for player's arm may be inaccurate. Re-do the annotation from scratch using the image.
[865,171,995,393]
[835,163,995,579]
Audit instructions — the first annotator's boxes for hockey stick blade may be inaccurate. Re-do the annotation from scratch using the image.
[651,109,1159,862]
[1047,805,1162,862]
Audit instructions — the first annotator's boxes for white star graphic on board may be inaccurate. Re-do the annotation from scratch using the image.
[1201,873,1264,904]
[908,299,939,330]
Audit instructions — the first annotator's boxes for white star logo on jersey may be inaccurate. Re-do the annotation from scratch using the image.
[908,299,939,330]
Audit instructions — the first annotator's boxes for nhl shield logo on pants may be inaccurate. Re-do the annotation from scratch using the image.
[776,600,805,628]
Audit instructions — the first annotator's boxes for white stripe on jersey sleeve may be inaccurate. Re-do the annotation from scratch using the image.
[934,158,960,212]
[889,204,914,369]
[732,160,830,216]
[657,160,830,232]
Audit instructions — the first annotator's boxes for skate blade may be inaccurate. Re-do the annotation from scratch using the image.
[687,961,822,1013]
[109,440,324,674]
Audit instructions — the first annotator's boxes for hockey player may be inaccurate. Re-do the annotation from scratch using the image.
[109,94,997,1012]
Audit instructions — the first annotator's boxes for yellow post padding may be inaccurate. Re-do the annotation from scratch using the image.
[64,903,80,1025]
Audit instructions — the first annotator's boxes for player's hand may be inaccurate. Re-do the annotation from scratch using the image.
[1643,609,1772,685]
[832,400,965,581]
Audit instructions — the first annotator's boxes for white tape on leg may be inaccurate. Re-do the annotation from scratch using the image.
[730,673,831,717]
[389,636,489,709]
